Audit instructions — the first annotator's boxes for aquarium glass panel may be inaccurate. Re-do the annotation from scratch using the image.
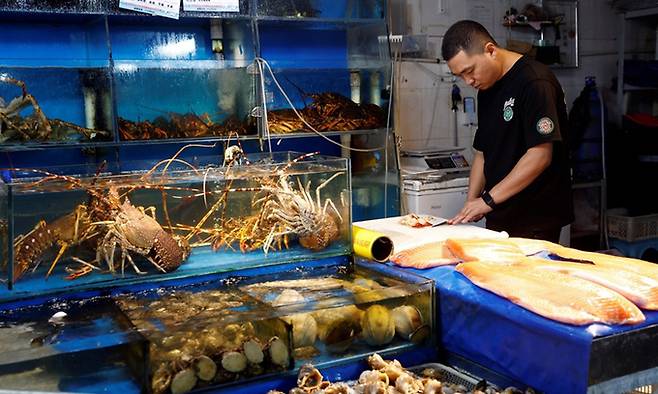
[239,260,434,368]
[0,152,351,301]
[109,17,258,140]
[257,0,385,19]
[0,297,148,393]
[115,285,292,393]
[0,1,107,13]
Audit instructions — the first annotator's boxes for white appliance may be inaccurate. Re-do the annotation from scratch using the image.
[401,147,485,227]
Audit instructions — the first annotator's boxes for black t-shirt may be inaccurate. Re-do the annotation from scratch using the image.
[473,56,574,233]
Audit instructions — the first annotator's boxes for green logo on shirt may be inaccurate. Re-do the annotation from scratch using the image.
[537,117,554,134]
[503,97,515,121]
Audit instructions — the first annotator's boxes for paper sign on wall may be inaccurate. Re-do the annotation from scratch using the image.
[183,0,240,12]
[119,0,181,19]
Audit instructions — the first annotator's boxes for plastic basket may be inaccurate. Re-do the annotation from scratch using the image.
[607,208,658,242]
[409,363,497,391]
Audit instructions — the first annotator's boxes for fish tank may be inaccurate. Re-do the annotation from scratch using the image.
[109,17,258,141]
[256,0,385,19]
[257,19,390,135]
[114,286,293,394]
[0,297,148,393]
[240,260,435,368]
[0,13,113,146]
[0,151,351,300]
[0,255,433,393]
[0,0,106,14]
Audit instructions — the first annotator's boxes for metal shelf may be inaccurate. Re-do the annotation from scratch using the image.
[267,127,388,139]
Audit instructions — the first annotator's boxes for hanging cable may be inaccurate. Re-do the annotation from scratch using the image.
[254,57,386,153]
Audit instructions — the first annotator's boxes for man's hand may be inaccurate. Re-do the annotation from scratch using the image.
[448,197,491,224]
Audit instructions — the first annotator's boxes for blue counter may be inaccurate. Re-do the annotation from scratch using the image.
[402,264,658,394]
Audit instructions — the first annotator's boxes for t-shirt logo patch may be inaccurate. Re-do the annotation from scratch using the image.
[536,117,554,135]
[503,97,515,122]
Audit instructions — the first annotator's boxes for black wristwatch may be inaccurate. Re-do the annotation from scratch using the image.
[481,190,497,209]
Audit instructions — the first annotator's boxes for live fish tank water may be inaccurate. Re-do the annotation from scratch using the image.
[114,285,293,394]
[109,17,257,141]
[0,256,431,393]
[113,63,257,140]
[239,260,435,369]
[0,0,106,13]
[0,297,148,392]
[0,151,351,300]
[0,67,114,145]
[258,18,390,135]
[256,0,385,19]
[0,12,113,146]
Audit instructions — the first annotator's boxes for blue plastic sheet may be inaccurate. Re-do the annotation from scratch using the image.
[401,264,658,394]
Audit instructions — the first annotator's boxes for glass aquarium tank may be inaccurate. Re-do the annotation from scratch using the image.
[0,297,148,393]
[0,151,351,300]
[240,260,435,368]
[257,19,390,135]
[256,0,385,19]
[0,13,113,145]
[114,285,293,394]
[0,0,107,14]
[109,17,258,141]
[0,256,432,393]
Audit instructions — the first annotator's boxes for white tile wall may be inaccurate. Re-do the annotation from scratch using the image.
[396,0,640,154]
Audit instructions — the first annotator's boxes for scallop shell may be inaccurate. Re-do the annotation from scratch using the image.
[283,313,318,348]
[360,305,395,346]
[221,351,247,373]
[170,368,197,394]
[390,305,423,340]
[272,289,305,307]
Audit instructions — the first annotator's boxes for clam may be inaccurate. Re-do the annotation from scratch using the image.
[271,289,305,307]
[283,313,318,348]
[360,305,395,346]
[200,331,225,352]
[194,355,217,381]
[243,338,265,364]
[268,336,290,367]
[221,351,247,373]
[313,305,364,336]
[390,305,423,340]
[409,323,431,344]
[321,317,358,354]
[170,368,197,394]
[353,287,410,304]
[353,277,383,289]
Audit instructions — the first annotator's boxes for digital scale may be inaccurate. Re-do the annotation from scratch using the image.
[400,147,484,227]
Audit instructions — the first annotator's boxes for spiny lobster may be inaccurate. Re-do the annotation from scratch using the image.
[11,172,190,282]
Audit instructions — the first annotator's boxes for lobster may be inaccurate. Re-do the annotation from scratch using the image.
[12,183,189,281]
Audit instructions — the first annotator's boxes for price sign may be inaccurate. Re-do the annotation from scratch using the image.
[119,0,181,19]
[183,0,239,12]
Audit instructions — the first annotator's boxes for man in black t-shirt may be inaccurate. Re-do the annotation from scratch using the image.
[441,20,573,242]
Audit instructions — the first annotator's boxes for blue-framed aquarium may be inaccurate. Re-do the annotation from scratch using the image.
[0,297,149,392]
[1,151,351,300]
[109,16,258,141]
[256,0,385,20]
[0,256,434,394]
[0,13,113,145]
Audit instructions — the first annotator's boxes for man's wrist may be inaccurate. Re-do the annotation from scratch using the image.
[481,190,497,209]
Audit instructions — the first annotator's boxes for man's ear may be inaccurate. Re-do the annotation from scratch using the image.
[484,42,497,58]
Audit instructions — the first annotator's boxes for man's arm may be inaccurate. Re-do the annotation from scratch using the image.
[488,142,552,204]
[466,150,485,201]
[448,144,552,224]
[448,150,486,224]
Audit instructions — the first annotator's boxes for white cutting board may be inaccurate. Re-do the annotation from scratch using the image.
[353,216,508,253]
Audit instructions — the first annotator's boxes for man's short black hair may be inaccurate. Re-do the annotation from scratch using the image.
[441,20,498,61]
